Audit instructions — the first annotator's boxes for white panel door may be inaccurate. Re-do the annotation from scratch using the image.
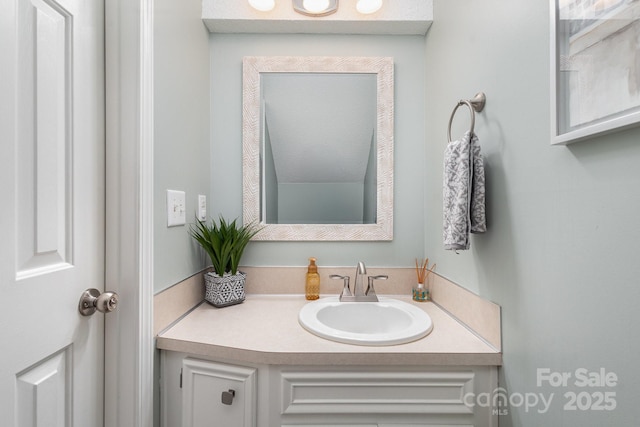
[0,0,105,425]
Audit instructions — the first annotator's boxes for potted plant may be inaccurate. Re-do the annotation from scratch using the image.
[190,216,261,307]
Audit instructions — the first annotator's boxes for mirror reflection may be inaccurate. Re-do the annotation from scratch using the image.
[262,73,377,225]
[242,56,394,241]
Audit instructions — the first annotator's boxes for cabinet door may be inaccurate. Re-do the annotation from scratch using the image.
[182,358,257,427]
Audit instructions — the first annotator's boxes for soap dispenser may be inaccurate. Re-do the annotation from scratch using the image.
[305,257,320,300]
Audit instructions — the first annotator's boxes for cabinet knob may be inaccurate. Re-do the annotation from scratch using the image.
[221,389,235,405]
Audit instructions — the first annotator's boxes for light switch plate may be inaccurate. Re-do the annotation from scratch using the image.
[197,195,207,221]
[167,190,186,227]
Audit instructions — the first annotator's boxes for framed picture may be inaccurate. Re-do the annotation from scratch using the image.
[551,0,640,145]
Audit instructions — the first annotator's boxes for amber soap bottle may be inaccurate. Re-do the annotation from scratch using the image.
[305,257,320,300]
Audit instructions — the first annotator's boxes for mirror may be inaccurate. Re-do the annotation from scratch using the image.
[242,56,394,240]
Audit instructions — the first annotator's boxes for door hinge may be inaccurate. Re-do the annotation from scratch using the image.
[179,368,183,389]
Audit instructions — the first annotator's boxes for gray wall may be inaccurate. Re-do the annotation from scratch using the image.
[210,34,426,267]
[424,1,640,425]
[153,0,211,292]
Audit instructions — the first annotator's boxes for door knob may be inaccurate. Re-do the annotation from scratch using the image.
[78,288,119,316]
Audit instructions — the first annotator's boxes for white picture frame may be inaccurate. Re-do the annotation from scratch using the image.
[550,0,640,145]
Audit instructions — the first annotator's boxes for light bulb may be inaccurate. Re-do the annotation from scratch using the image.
[302,0,330,14]
[248,0,275,12]
[356,0,383,14]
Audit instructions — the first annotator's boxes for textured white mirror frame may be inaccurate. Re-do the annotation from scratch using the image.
[242,56,394,241]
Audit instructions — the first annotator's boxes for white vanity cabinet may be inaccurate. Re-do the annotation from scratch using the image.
[161,351,498,427]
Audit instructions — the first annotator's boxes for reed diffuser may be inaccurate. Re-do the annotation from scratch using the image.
[413,258,436,302]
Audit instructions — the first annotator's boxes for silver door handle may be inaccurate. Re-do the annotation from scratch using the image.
[78,288,119,316]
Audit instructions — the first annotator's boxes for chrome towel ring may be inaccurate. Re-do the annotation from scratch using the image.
[447,92,486,143]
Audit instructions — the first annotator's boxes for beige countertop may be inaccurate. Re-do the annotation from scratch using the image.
[156,294,502,366]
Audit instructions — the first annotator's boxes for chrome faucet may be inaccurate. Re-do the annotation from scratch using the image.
[331,262,388,302]
[353,261,367,298]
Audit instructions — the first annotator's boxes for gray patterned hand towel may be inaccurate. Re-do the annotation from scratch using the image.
[443,131,486,251]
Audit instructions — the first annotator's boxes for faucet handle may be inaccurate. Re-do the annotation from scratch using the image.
[331,274,352,298]
[366,275,388,297]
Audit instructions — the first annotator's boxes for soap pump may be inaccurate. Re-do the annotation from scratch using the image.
[305,257,320,300]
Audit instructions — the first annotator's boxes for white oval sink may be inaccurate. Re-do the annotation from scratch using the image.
[298,296,433,346]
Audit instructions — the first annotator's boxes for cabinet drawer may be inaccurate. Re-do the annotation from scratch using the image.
[280,370,475,416]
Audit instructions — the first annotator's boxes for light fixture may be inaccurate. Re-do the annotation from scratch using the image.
[356,0,382,14]
[304,0,330,14]
[248,0,275,12]
[292,0,338,16]
[250,0,383,16]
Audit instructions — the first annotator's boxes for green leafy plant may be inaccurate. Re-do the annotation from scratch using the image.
[190,216,262,276]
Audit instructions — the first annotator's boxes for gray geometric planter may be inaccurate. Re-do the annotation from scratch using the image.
[204,271,246,308]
